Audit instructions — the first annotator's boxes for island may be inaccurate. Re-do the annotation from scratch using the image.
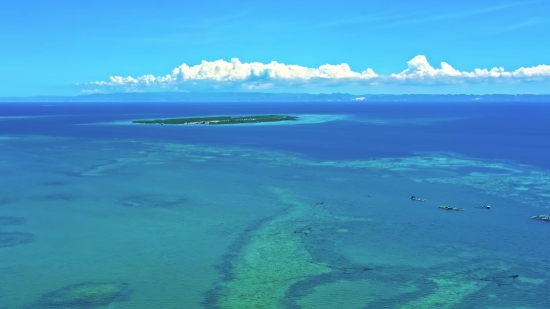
[131,115,298,125]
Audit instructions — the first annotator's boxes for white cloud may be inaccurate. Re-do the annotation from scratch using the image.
[171,59,378,81]
[390,55,461,81]
[92,58,378,89]
[391,55,550,83]
[90,56,550,90]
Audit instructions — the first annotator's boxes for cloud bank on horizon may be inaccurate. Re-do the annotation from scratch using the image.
[90,55,550,91]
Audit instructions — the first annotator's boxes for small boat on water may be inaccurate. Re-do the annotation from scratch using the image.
[439,205,465,211]
[411,196,426,202]
[531,214,550,222]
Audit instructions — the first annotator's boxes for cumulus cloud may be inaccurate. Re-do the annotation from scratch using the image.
[391,55,550,82]
[92,58,378,89]
[90,56,550,90]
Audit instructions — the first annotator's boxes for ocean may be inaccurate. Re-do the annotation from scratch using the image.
[1,102,549,308]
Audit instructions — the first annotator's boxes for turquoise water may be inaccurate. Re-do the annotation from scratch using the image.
[1,103,549,308]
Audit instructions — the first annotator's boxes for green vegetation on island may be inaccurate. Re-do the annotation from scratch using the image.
[132,115,298,125]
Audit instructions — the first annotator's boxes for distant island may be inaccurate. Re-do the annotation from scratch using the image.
[131,115,298,125]
[3,92,550,103]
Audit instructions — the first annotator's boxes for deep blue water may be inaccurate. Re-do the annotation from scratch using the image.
[1,102,550,168]
[1,102,550,309]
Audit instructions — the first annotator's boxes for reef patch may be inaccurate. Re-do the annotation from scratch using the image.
[208,187,373,309]
[32,282,131,308]
[0,231,35,248]
[119,195,188,209]
[0,216,26,225]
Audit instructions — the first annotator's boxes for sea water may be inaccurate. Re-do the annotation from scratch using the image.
[0,102,549,308]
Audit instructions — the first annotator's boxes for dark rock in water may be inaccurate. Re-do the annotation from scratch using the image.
[35,282,131,308]
[0,231,35,248]
[0,216,26,225]
[119,195,187,209]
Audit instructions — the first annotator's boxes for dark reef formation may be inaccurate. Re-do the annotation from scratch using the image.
[0,231,35,248]
[0,215,34,248]
[0,216,27,225]
[31,282,132,308]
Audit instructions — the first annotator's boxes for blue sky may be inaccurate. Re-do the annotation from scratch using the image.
[1,0,549,96]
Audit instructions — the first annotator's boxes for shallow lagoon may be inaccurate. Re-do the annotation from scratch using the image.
[0,102,549,308]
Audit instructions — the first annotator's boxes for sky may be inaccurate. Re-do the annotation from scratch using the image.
[1,0,549,96]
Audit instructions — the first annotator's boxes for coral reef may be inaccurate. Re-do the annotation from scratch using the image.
[0,231,35,248]
[119,195,187,209]
[213,187,372,309]
[0,216,26,225]
[399,261,509,309]
[129,142,550,209]
[33,282,131,308]
[215,187,332,309]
